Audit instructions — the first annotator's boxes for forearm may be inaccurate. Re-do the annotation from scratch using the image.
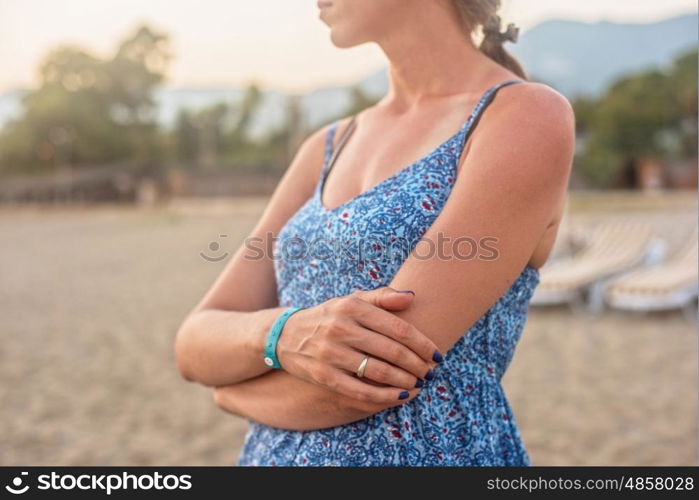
[213,370,398,431]
[175,306,287,387]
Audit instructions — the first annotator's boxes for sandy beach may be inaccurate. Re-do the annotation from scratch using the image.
[0,196,696,465]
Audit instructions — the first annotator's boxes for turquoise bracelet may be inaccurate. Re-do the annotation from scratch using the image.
[263,306,305,369]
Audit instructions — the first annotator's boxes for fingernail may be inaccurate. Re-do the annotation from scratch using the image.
[397,290,415,295]
[414,378,424,388]
[432,350,444,363]
[424,369,434,381]
[398,391,410,400]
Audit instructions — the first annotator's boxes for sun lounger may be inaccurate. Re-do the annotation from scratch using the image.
[530,217,659,312]
[605,226,698,316]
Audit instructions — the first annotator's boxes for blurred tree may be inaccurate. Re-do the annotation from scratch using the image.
[258,83,380,172]
[106,25,172,164]
[226,83,263,155]
[0,24,171,173]
[569,95,596,136]
[262,94,306,171]
[173,109,199,165]
[667,48,698,158]
[193,102,229,169]
[283,94,306,166]
[574,47,697,188]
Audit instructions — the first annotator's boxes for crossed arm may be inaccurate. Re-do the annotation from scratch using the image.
[184,83,575,431]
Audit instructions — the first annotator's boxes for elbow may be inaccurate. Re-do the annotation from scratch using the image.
[174,320,195,383]
[212,387,229,413]
[212,385,245,418]
[174,314,221,388]
[174,346,194,383]
[212,386,225,408]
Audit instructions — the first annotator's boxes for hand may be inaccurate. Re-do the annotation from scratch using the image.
[276,287,443,405]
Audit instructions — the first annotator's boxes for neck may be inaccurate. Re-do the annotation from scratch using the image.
[375,4,496,111]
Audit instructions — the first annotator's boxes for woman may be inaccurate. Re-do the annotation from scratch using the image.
[175,0,574,466]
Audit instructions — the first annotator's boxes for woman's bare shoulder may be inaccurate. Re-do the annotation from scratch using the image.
[512,81,575,159]
[501,80,574,128]
[475,80,575,156]
[460,79,575,199]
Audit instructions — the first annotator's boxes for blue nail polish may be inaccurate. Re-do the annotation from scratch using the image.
[397,290,415,295]
[432,350,444,363]
[414,378,424,388]
[425,370,435,381]
[398,391,410,400]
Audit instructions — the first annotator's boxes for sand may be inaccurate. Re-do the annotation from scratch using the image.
[0,197,696,465]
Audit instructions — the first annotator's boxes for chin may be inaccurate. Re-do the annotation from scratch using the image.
[328,27,370,48]
[319,2,377,48]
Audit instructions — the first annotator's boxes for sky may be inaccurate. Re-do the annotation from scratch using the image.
[0,0,696,94]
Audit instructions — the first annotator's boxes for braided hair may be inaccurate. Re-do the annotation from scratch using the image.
[452,0,527,80]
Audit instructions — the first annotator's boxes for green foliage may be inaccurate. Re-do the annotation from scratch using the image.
[6,20,691,188]
[176,82,379,172]
[255,93,304,170]
[667,48,698,157]
[573,47,697,188]
[0,24,172,174]
[164,82,286,170]
[173,109,198,164]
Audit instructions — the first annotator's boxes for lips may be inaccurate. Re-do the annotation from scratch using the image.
[317,0,332,8]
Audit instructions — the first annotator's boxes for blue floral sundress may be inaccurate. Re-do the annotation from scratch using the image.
[237,79,540,466]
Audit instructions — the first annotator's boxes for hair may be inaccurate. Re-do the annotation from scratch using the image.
[451,0,528,80]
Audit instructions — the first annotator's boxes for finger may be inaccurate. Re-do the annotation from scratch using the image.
[308,328,427,384]
[350,299,442,364]
[332,369,419,406]
[351,286,414,312]
[342,349,424,390]
[343,323,432,380]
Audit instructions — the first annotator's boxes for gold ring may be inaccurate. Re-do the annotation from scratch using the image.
[356,356,369,378]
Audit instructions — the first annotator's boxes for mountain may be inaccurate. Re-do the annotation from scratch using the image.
[509,13,698,97]
[0,13,695,134]
[354,13,698,99]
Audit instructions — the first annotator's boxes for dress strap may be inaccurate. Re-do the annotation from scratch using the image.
[323,123,339,168]
[320,115,357,184]
[455,79,523,157]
